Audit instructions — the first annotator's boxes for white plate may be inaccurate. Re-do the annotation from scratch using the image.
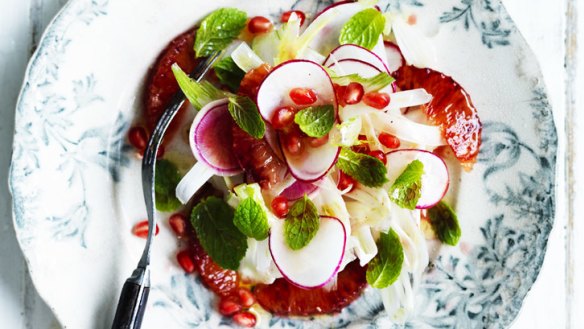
[10,0,557,328]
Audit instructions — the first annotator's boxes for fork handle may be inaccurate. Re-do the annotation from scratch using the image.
[111,279,150,329]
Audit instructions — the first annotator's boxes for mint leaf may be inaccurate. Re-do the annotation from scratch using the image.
[234,198,269,240]
[214,56,245,92]
[294,105,335,138]
[366,229,404,289]
[336,148,388,188]
[171,64,225,110]
[228,95,265,139]
[331,72,395,92]
[427,201,461,246]
[191,196,248,270]
[339,8,385,50]
[155,159,182,212]
[284,195,320,250]
[389,160,424,210]
[194,8,248,57]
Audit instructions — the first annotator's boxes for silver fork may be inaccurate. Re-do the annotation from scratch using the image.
[111,51,222,329]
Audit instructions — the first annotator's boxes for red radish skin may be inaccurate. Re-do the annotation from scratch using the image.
[269,216,346,289]
[280,180,319,201]
[189,99,242,175]
[257,60,339,182]
[385,149,450,209]
[383,41,405,73]
[324,43,390,73]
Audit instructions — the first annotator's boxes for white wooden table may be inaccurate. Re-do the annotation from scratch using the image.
[0,0,581,328]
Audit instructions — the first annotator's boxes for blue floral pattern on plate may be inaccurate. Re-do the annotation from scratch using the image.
[9,0,556,328]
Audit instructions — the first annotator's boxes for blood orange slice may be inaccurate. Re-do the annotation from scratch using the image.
[254,261,367,316]
[144,28,200,140]
[393,65,482,168]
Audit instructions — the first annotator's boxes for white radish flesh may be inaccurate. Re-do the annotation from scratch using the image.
[189,99,241,174]
[324,43,389,73]
[384,41,405,73]
[175,99,242,204]
[257,59,336,123]
[385,149,449,209]
[257,60,340,182]
[269,216,346,289]
[306,1,369,55]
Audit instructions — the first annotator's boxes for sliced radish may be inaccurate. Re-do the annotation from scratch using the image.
[328,59,395,93]
[279,132,340,182]
[306,1,370,55]
[269,216,346,289]
[256,60,340,182]
[264,124,285,161]
[175,99,242,204]
[257,60,336,123]
[385,149,449,209]
[324,44,389,73]
[384,41,405,73]
[371,36,390,70]
[327,58,381,78]
[280,180,319,201]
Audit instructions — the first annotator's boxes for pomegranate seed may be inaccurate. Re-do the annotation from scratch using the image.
[352,135,370,154]
[248,16,273,34]
[271,106,296,129]
[334,84,347,107]
[289,88,317,105]
[169,213,187,236]
[337,171,356,192]
[238,288,256,307]
[219,297,243,316]
[271,196,289,218]
[128,126,148,151]
[363,92,390,109]
[131,220,159,239]
[176,250,195,273]
[283,131,304,155]
[378,132,401,149]
[233,312,257,327]
[281,10,306,26]
[368,150,387,164]
[307,135,329,147]
[343,82,364,105]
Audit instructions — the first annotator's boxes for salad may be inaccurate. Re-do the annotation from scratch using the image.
[128,1,482,327]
